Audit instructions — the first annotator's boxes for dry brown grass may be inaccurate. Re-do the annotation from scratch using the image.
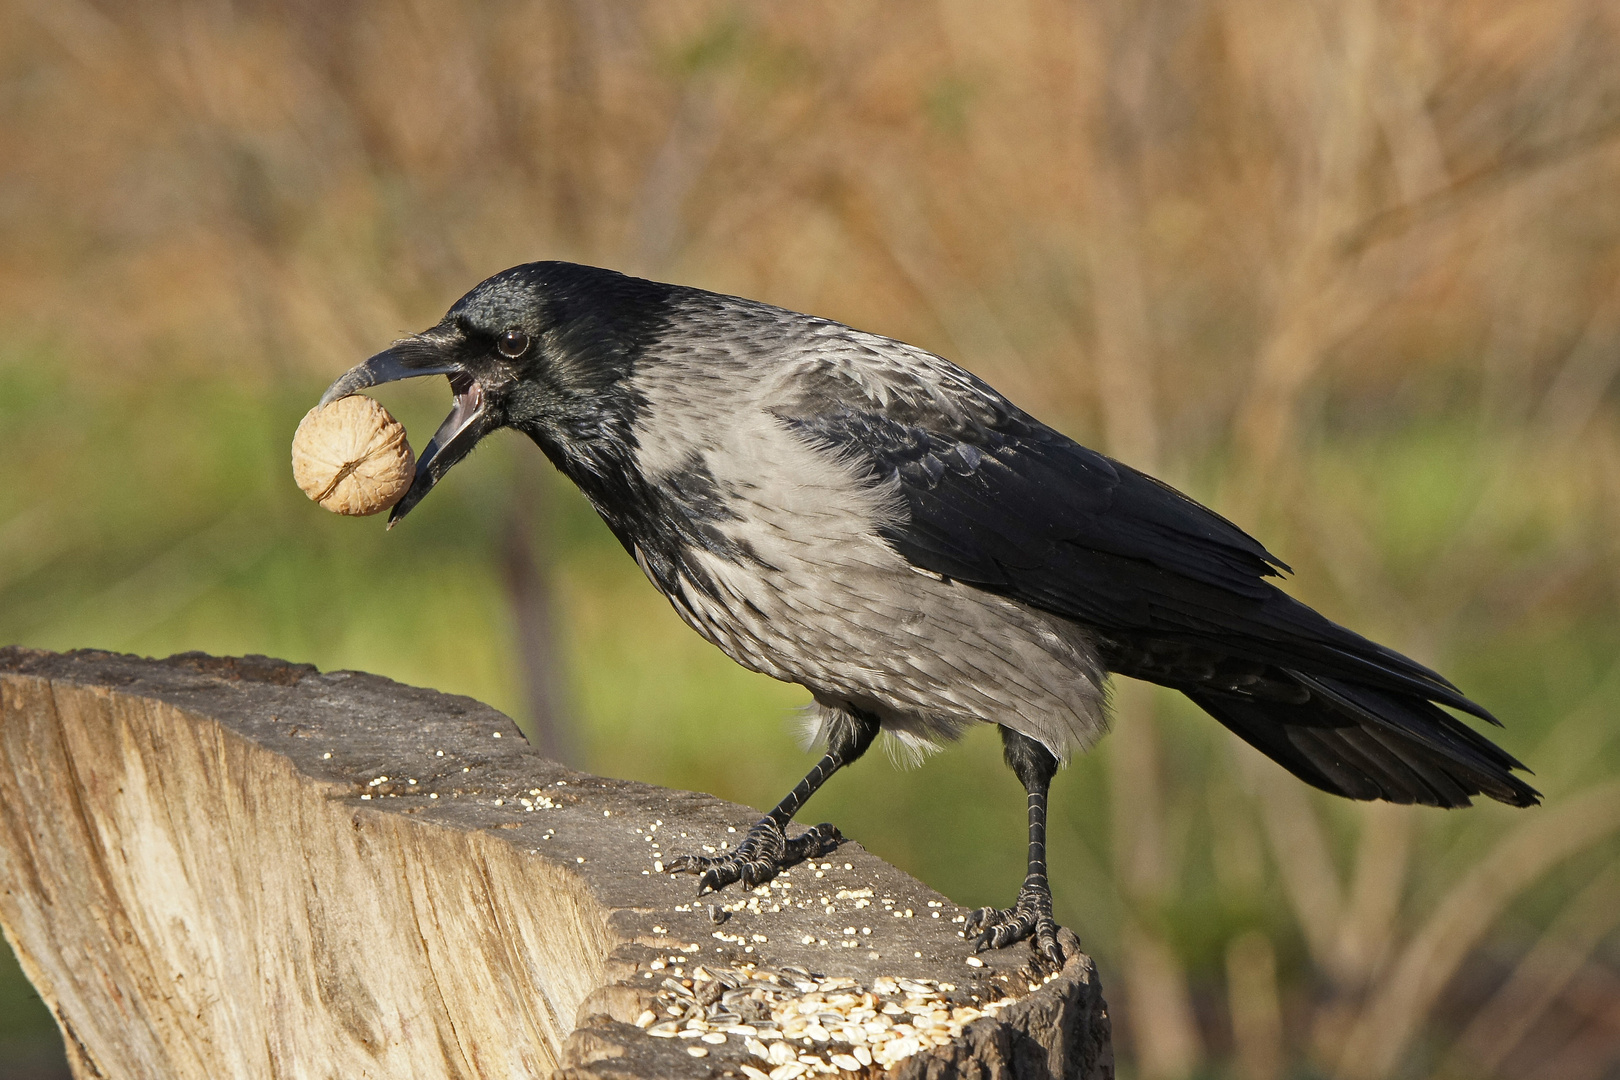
[4,2,1620,1076]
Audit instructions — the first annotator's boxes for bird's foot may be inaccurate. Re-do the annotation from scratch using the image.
[965,883,1066,970]
[668,817,844,895]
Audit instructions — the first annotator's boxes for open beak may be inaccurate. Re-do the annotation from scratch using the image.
[318,343,498,527]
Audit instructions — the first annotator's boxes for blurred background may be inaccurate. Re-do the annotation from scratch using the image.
[2,1,1619,1077]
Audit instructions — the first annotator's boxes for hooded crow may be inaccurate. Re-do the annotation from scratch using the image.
[321,261,1538,966]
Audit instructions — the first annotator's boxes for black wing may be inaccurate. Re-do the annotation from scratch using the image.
[787,405,1538,809]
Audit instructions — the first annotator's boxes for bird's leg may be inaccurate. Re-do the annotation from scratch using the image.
[669,708,880,895]
[965,726,1067,969]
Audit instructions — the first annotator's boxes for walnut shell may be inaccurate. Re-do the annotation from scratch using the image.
[291,395,415,516]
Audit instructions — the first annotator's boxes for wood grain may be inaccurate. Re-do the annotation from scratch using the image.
[0,648,1111,1079]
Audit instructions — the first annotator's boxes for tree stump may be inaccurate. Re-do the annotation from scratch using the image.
[0,648,1112,1079]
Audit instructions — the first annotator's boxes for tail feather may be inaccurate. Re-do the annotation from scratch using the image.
[1185,683,1540,808]
[1295,672,1529,772]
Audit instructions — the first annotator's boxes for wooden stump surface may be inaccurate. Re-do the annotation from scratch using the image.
[0,647,1111,1079]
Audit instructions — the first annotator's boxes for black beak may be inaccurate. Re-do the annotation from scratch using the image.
[318,342,499,527]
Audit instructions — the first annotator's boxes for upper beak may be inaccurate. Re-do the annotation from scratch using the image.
[318,342,498,527]
[318,346,458,407]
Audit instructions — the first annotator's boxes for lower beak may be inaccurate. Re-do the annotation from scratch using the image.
[318,346,497,527]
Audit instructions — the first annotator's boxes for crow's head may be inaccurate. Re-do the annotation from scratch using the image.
[320,262,671,525]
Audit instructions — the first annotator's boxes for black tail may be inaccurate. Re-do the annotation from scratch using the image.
[1183,674,1539,807]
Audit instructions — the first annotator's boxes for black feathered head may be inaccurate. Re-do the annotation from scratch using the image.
[319,262,670,524]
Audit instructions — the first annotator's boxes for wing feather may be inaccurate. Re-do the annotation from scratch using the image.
[780,390,1538,808]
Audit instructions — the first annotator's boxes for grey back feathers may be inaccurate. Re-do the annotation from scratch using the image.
[623,290,1110,762]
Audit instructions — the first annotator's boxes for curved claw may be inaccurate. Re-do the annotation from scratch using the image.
[964,890,1068,971]
[668,818,845,897]
[964,905,996,944]
[1035,926,1065,970]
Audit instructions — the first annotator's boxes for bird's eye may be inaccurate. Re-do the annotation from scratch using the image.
[497,329,530,358]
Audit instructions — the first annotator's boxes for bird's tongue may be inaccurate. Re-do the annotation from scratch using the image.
[384,373,491,528]
[424,374,486,457]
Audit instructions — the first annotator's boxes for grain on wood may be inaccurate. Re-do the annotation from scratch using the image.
[0,648,1112,1079]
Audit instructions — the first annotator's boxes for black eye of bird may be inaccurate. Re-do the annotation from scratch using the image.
[497,329,530,358]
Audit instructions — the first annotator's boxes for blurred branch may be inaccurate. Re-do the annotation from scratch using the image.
[1335,780,1620,1080]
[1335,802,1412,987]
[1522,657,1620,799]
[626,74,731,276]
[1085,170,1159,471]
[1528,271,1620,450]
[1522,962,1620,1080]
[1340,111,1620,259]
[867,168,1027,382]
[20,0,121,68]
[1110,682,1204,1079]
[1227,930,1284,1080]
[1110,683,1169,899]
[1448,859,1620,1076]
[1242,748,1345,975]
[502,469,572,765]
[1119,919,1205,1080]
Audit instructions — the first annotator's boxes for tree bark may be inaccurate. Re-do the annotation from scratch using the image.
[0,648,1111,1080]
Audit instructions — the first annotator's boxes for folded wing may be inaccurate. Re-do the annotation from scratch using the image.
[785,403,1538,808]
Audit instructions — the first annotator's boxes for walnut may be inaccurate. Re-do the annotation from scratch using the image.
[291,395,415,516]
